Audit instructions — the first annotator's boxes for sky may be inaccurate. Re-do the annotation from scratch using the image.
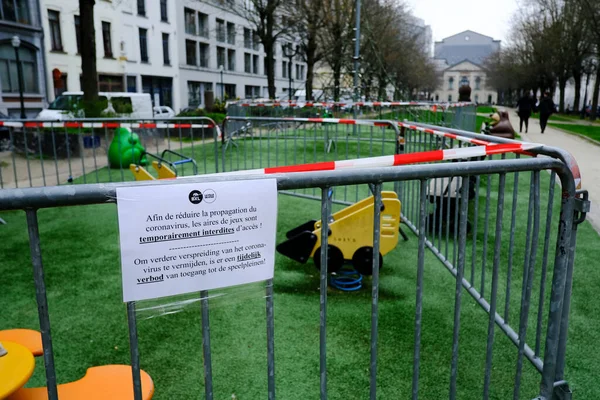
[405,0,520,44]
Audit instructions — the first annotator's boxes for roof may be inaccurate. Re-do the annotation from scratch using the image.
[436,30,498,43]
[444,59,484,71]
[434,44,497,66]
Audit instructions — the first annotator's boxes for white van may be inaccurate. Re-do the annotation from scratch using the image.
[37,92,153,120]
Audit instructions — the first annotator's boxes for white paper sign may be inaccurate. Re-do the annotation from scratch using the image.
[116,179,278,302]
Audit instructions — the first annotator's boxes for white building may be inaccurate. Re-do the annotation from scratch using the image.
[41,0,180,110]
[39,0,306,113]
[0,0,48,117]
[432,31,500,104]
[177,0,306,108]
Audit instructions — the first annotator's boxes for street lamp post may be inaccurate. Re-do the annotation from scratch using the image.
[11,36,26,119]
[219,64,225,101]
[282,43,300,102]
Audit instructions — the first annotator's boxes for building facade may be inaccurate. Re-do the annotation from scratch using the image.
[432,30,500,104]
[39,0,306,113]
[177,0,306,109]
[0,0,48,117]
[41,0,180,110]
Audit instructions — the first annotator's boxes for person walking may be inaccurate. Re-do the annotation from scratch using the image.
[538,91,556,134]
[516,92,534,133]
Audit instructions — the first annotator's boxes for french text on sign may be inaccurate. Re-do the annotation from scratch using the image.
[116,180,278,302]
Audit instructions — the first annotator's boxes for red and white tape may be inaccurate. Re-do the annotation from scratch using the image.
[0,121,216,129]
[182,143,538,179]
[233,101,472,109]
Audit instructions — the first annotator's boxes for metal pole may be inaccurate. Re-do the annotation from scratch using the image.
[14,46,26,119]
[220,69,224,101]
[288,54,292,102]
[353,0,361,106]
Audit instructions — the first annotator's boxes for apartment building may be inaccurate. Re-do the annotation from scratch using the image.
[177,0,306,108]
[39,0,306,113]
[0,0,48,117]
[41,0,179,110]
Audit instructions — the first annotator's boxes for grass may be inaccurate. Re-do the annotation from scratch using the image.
[2,127,599,399]
[530,113,579,123]
[476,106,497,114]
[548,123,600,143]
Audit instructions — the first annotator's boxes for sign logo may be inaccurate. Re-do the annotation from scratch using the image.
[203,189,217,204]
[189,190,203,204]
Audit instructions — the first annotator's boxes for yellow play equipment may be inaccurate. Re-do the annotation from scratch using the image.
[130,161,177,181]
[277,191,401,276]
[129,150,198,181]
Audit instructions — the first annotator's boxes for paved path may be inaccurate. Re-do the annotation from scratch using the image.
[501,108,600,233]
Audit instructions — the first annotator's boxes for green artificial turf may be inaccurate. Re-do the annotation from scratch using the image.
[530,113,576,123]
[548,123,600,143]
[2,144,599,399]
[476,106,497,114]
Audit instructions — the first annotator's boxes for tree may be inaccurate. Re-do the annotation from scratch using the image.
[321,0,355,101]
[229,0,291,99]
[290,0,326,101]
[79,0,99,116]
[575,0,600,119]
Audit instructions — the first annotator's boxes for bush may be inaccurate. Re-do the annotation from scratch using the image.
[177,108,207,118]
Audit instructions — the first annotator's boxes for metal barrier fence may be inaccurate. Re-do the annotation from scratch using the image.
[226,101,477,131]
[0,117,220,189]
[0,152,585,399]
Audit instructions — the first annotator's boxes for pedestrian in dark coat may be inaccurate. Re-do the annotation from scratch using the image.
[516,92,534,133]
[538,92,556,134]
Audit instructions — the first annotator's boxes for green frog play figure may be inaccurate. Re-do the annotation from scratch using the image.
[108,127,148,168]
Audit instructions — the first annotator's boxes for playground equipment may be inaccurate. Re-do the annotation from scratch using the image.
[277,191,401,276]
[129,149,198,181]
[0,329,154,399]
[108,127,147,168]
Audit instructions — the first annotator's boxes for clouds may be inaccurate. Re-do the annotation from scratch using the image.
[405,0,518,43]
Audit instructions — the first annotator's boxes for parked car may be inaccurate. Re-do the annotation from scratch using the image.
[36,92,153,120]
[153,106,175,119]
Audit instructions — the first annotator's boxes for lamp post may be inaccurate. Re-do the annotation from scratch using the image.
[219,64,225,101]
[11,35,26,119]
[282,43,300,102]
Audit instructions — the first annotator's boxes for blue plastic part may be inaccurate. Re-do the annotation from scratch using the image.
[329,268,363,291]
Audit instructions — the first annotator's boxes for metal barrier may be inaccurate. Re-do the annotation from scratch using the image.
[0,117,220,189]
[226,101,477,132]
[0,143,587,399]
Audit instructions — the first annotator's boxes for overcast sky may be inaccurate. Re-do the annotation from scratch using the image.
[405,0,520,43]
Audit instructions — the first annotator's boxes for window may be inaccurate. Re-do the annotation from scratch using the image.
[98,74,123,92]
[227,22,235,45]
[244,53,251,73]
[448,94,452,102]
[137,0,145,15]
[112,97,133,114]
[186,40,197,66]
[139,28,148,62]
[244,28,251,49]
[102,22,113,58]
[184,8,195,35]
[198,13,208,37]
[295,64,300,80]
[162,33,170,65]
[245,85,260,99]
[216,19,225,42]
[252,55,258,74]
[48,10,62,51]
[224,84,236,99]
[199,43,209,67]
[188,81,213,107]
[474,94,479,103]
[227,49,235,71]
[282,61,288,78]
[475,76,481,90]
[448,77,454,90]
[0,0,30,24]
[459,75,469,87]
[0,43,38,93]
[74,15,81,53]
[160,0,168,22]
[127,76,137,92]
[300,65,305,80]
[217,46,225,69]
[252,31,259,50]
